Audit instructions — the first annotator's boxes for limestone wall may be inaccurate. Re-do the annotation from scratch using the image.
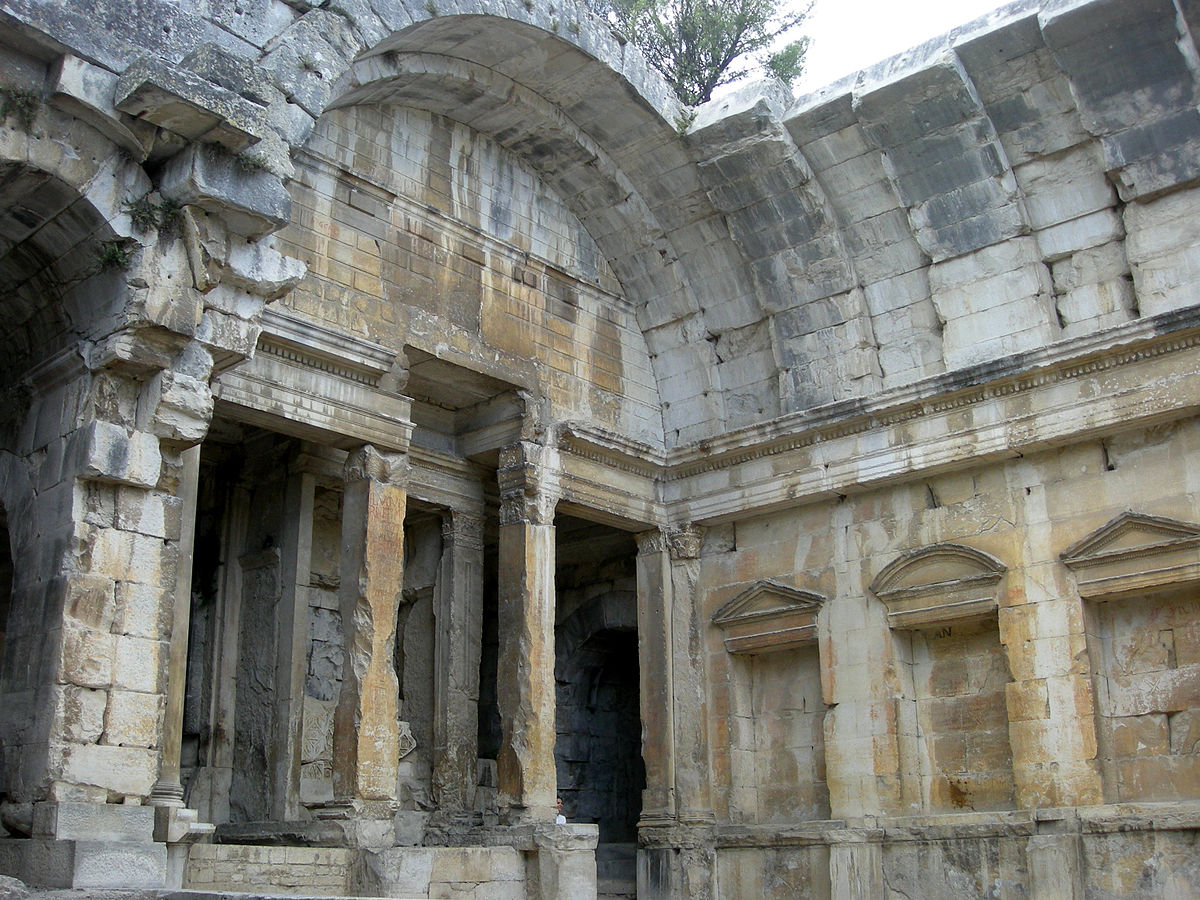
[277,105,663,445]
[701,412,1200,897]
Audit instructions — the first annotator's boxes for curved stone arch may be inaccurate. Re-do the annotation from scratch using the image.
[264,5,765,443]
[870,542,1008,630]
[0,103,151,380]
[555,588,638,693]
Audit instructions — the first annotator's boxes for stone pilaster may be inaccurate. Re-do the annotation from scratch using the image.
[637,525,716,900]
[431,509,485,815]
[634,529,676,824]
[1002,569,1104,809]
[667,525,714,824]
[331,445,408,817]
[495,441,560,824]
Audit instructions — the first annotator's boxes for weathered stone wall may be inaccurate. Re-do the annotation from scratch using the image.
[3,0,1200,896]
[277,104,663,446]
[185,843,354,895]
[702,412,1200,896]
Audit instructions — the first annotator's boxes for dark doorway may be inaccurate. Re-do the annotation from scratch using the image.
[554,518,644,844]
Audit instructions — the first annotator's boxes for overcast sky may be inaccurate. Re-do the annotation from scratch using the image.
[794,0,1014,92]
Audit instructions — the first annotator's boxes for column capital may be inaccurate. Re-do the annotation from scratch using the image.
[498,441,559,527]
[344,443,408,484]
[636,529,670,556]
[442,509,485,550]
[669,524,704,561]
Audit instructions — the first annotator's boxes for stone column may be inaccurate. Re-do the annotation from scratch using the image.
[149,445,202,808]
[273,462,317,821]
[634,529,676,824]
[431,508,485,815]
[331,445,408,826]
[495,441,560,824]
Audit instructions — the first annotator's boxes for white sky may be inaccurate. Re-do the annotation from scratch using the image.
[794,0,1014,92]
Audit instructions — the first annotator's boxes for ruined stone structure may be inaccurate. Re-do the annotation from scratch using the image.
[0,0,1199,896]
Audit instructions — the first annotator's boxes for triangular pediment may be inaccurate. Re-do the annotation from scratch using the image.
[1061,511,1200,563]
[711,580,825,654]
[711,580,824,627]
[1060,511,1200,599]
[870,544,1006,598]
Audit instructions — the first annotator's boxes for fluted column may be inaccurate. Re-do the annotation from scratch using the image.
[496,441,560,823]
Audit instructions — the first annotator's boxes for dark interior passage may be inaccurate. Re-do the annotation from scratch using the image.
[554,518,644,844]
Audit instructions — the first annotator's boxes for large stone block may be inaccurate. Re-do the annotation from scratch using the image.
[159,144,290,238]
[32,802,154,842]
[78,423,162,490]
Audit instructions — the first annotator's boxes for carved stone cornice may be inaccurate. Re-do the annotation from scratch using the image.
[870,544,1007,630]
[667,310,1200,482]
[711,580,824,654]
[257,309,403,391]
[1061,511,1200,598]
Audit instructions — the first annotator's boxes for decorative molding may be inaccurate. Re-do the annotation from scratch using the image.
[442,510,485,551]
[558,422,666,476]
[711,580,824,654]
[669,525,703,561]
[1061,511,1200,598]
[258,308,401,390]
[870,544,1007,630]
[666,311,1200,481]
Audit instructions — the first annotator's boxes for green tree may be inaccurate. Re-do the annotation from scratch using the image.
[597,0,812,105]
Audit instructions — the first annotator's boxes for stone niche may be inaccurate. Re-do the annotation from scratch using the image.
[871,545,1015,814]
[1063,512,1200,802]
[712,581,830,823]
